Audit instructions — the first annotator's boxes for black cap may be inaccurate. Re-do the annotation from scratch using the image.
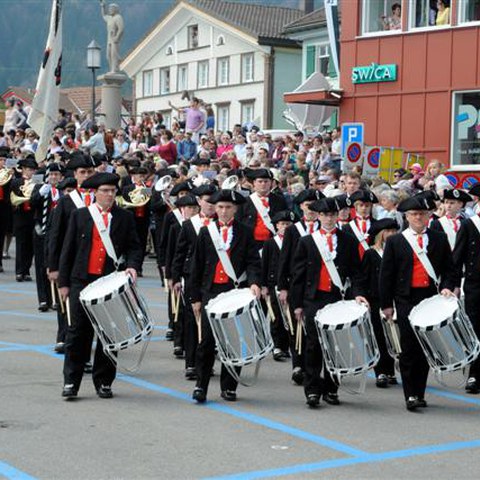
[91,153,108,167]
[47,163,65,174]
[57,177,77,191]
[130,166,149,175]
[170,180,194,196]
[192,184,218,197]
[245,168,273,180]
[18,157,38,169]
[207,189,246,205]
[191,157,211,166]
[175,194,199,208]
[350,189,378,204]
[417,189,440,202]
[157,168,178,179]
[368,218,399,239]
[443,189,472,205]
[81,172,119,189]
[334,194,350,210]
[469,184,480,197]
[397,194,434,212]
[309,197,339,213]
[293,188,325,205]
[271,210,297,224]
[67,152,94,170]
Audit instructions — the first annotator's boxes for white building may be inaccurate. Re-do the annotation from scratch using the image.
[120,0,308,131]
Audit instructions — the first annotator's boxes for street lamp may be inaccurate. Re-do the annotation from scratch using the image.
[87,40,101,123]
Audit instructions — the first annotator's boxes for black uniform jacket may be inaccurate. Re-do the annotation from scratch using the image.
[262,236,281,289]
[58,205,142,288]
[453,218,480,284]
[158,210,181,268]
[379,229,457,310]
[165,220,182,279]
[189,219,261,303]
[10,178,34,226]
[171,218,199,284]
[290,229,364,310]
[359,248,382,302]
[342,218,379,247]
[236,192,287,230]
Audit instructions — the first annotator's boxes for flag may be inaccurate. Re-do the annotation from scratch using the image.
[28,0,63,163]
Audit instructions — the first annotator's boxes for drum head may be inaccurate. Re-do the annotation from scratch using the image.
[409,295,457,330]
[206,288,255,317]
[80,271,130,303]
[315,300,368,328]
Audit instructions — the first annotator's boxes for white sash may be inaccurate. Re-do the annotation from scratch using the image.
[173,209,183,226]
[207,222,247,286]
[191,214,202,235]
[250,193,276,234]
[349,219,370,251]
[439,216,456,250]
[311,231,346,293]
[88,205,124,269]
[70,190,85,209]
[402,230,439,286]
[295,221,308,237]
[274,235,283,250]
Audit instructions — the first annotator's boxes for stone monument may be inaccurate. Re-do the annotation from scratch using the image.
[98,0,127,130]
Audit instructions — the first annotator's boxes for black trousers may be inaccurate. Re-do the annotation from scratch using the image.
[183,283,198,369]
[303,291,341,398]
[134,216,149,271]
[0,203,9,267]
[13,215,34,276]
[371,300,395,377]
[63,280,116,390]
[33,230,51,305]
[287,297,305,370]
[464,282,480,380]
[395,287,436,400]
[195,285,240,396]
[269,290,290,353]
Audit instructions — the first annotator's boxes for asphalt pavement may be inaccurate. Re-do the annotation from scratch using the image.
[1,255,480,480]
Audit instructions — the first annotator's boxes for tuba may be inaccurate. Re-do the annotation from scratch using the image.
[0,168,13,186]
[10,179,35,207]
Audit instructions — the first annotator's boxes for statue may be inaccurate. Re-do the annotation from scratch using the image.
[100,0,124,73]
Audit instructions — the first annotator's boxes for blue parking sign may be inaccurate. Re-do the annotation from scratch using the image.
[341,123,364,156]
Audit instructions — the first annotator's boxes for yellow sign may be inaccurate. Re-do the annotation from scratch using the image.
[405,153,425,170]
[379,147,404,183]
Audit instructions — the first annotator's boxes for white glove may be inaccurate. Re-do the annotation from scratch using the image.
[39,184,51,197]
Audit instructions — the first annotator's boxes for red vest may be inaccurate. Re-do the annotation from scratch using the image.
[87,209,110,275]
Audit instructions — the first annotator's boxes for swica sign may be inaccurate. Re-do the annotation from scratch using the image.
[352,63,397,84]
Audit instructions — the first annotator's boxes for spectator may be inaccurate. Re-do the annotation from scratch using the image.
[82,124,107,155]
[148,130,177,165]
[113,129,129,158]
[177,131,198,162]
[436,0,450,25]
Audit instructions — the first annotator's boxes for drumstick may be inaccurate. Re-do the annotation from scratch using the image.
[65,297,72,327]
[266,296,275,323]
[195,311,202,344]
[57,284,65,314]
[171,288,177,316]
[295,316,303,355]
[285,304,294,334]
[173,290,181,323]
[49,280,58,309]
[389,319,402,354]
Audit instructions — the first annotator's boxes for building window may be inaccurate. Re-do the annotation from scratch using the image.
[217,104,230,132]
[160,68,170,95]
[177,65,188,91]
[457,0,480,23]
[306,44,331,77]
[166,45,173,56]
[216,35,225,46]
[188,25,199,49]
[451,90,480,169]
[143,70,153,97]
[162,111,172,130]
[197,60,209,89]
[409,0,450,28]
[217,57,230,86]
[361,0,402,34]
[241,102,254,125]
[241,53,254,82]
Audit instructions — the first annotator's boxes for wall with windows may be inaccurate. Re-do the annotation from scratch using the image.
[339,0,480,171]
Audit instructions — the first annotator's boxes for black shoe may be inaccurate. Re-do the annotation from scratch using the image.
[323,392,340,405]
[387,375,398,385]
[54,342,65,354]
[137,272,143,278]
[84,362,93,374]
[173,346,184,358]
[185,367,197,380]
[62,384,78,399]
[306,394,320,408]
[192,387,206,403]
[273,348,286,361]
[16,274,23,282]
[165,328,174,341]
[0,266,4,273]
[38,302,49,312]
[417,398,428,408]
[376,374,389,388]
[96,385,113,399]
[466,377,479,394]
[2,253,10,259]
[23,275,32,282]
[406,396,421,411]
[221,390,237,402]
[291,367,304,386]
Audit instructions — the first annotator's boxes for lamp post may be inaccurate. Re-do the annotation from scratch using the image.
[86,40,101,123]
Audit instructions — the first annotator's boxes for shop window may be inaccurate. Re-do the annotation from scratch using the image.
[409,0,450,28]
[451,91,480,169]
[457,0,480,23]
[361,0,402,34]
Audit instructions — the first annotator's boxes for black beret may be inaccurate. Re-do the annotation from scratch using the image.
[368,218,399,239]
[170,180,194,196]
[81,172,119,189]
[57,177,77,191]
[18,157,38,169]
[309,197,339,213]
[350,189,378,204]
[207,189,246,205]
[175,194,199,208]
[443,189,472,205]
[469,183,480,197]
[293,188,325,205]
[245,168,273,180]
[271,210,297,224]
[192,184,218,197]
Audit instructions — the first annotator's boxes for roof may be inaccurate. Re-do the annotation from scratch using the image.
[283,6,342,34]
[1,86,78,113]
[60,86,102,114]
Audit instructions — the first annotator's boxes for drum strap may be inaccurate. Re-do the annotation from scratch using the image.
[173,209,184,226]
[70,190,85,209]
[88,205,124,270]
[402,231,439,286]
[274,234,283,250]
[191,214,202,235]
[311,231,347,295]
[470,215,480,238]
[207,222,247,287]
[348,220,370,251]
[295,222,308,237]
[439,216,456,250]
[250,193,276,234]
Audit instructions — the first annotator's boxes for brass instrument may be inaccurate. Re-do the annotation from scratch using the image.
[222,175,239,190]
[10,179,35,207]
[117,184,151,208]
[0,167,12,186]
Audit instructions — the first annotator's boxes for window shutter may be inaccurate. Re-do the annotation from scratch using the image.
[306,45,316,77]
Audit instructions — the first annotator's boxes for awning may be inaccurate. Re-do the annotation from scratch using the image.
[283,71,343,106]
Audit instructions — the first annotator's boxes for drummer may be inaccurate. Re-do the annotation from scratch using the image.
[380,193,457,411]
[58,172,142,400]
[189,189,262,403]
[290,197,367,408]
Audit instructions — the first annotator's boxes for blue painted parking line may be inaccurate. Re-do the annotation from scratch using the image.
[0,288,36,296]
[0,460,37,480]
[0,310,57,321]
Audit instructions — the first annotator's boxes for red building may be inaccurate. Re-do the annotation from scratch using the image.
[339,0,480,187]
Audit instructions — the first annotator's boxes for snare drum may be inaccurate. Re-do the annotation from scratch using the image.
[409,295,480,373]
[205,289,273,385]
[381,314,402,359]
[80,271,154,372]
[315,300,380,378]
